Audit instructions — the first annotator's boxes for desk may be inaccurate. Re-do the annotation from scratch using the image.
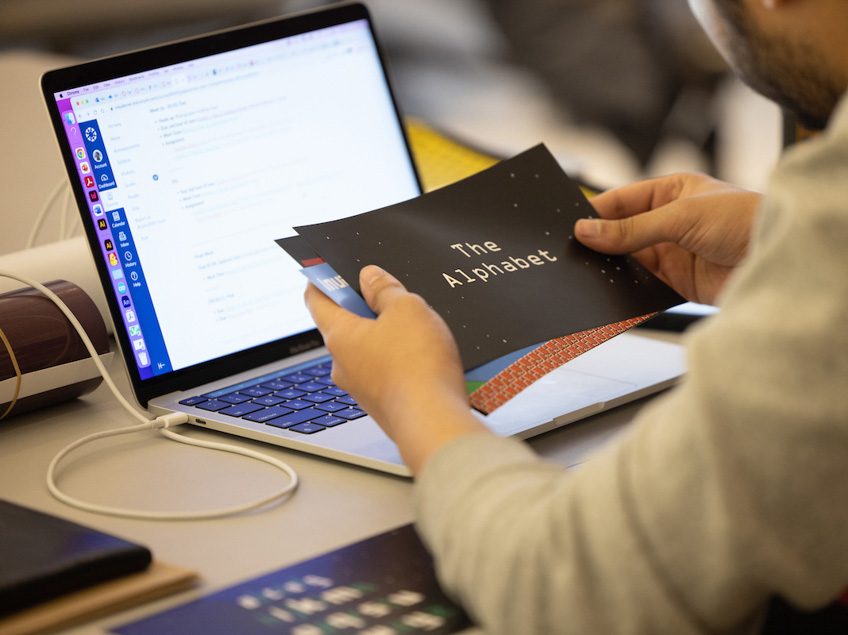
[0,332,680,634]
[0,49,683,634]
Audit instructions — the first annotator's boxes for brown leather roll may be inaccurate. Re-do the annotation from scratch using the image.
[0,280,109,419]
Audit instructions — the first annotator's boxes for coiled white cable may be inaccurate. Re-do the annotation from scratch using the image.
[0,270,299,520]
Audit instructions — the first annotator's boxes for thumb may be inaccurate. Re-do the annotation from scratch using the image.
[574,206,683,254]
[360,265,408,314]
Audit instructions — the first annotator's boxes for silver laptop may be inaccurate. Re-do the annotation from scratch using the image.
[42,3,685,477]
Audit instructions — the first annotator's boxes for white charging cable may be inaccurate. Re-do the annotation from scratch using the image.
[27,180,67,248]
[0,270,299,520]
[27,180,84,248]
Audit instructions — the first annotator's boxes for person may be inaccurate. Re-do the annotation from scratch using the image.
[484,0,725,165]
[305,0,848,632]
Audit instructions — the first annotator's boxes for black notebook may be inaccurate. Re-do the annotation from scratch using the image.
[0,500,152,616]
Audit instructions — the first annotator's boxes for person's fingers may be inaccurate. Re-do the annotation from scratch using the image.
[360,265,409,314]
[589,174,689,220]
[574,202,695,255]
[304,282,356,335]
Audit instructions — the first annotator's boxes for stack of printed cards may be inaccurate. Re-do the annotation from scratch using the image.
[278,145,682,412]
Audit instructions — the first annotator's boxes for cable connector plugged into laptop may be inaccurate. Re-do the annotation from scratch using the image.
[151,412,189,429]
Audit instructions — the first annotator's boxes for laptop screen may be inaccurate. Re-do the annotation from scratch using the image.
[48,16,420,382]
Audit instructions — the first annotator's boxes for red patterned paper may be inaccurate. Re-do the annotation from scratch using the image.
[469,313,656,414]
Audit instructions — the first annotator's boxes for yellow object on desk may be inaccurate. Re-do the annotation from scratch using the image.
[405,119,500,192]
[406,118,599,197]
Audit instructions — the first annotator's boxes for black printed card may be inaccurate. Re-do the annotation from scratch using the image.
[293,145,683,369]
[113,524,470,635]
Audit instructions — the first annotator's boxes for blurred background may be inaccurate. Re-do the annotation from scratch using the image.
[0,0,783,252]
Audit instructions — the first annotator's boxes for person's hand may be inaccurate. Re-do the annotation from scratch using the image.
[575,173,762,305]
[305,265,487,474]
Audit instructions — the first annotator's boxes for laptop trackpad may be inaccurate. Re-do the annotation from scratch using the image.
[478,368,636,437]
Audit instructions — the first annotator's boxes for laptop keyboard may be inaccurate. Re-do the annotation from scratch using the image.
[178,358,366,435]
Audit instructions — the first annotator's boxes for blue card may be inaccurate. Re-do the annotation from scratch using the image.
[301,263,376,319]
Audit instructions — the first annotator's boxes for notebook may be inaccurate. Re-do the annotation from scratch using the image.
[0,499,152,616]
[41,2,685,477]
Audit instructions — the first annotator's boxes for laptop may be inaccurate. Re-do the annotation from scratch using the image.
[41,2,685,477]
